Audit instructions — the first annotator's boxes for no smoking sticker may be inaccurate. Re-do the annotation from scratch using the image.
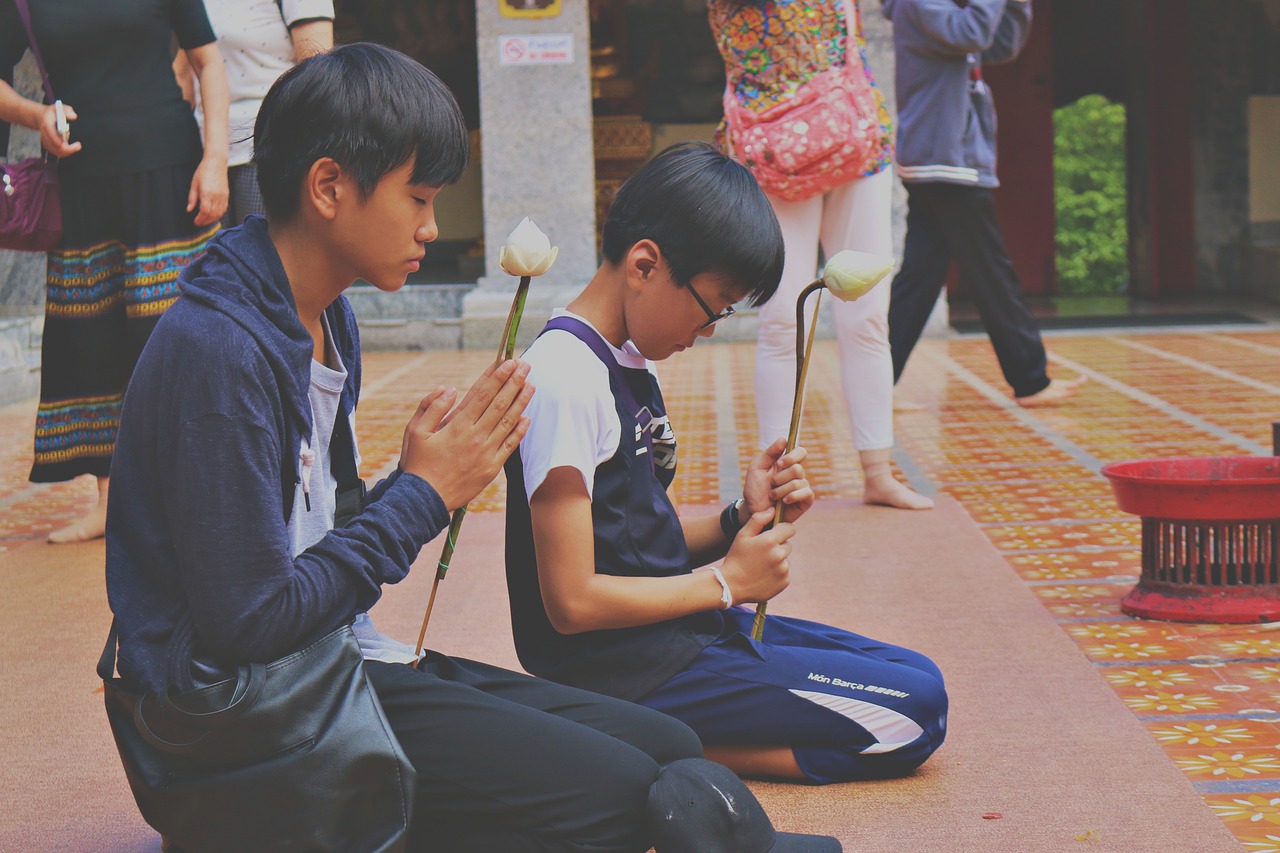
[498,34,574,66]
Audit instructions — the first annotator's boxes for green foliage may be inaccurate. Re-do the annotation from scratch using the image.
[1054,95,1128,296]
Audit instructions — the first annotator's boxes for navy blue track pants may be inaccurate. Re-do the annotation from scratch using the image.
[638,608,948,784]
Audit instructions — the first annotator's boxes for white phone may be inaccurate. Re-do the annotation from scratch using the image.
[54,100,69,144]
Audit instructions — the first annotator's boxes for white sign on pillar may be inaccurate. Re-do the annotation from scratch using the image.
[498,34,574,66]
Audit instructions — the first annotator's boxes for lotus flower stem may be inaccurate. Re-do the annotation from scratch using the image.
[412,274,534,667]
[498,276,532,363]
[751,279,824,642]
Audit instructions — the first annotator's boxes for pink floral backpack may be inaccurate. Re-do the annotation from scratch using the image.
[721,0,880,202]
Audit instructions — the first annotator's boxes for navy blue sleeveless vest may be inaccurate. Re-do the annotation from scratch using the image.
[504,318,722,701]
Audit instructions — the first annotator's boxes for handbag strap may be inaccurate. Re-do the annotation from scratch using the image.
[12,0,55,104]
[98,618,120,682]
[330,402,360,495]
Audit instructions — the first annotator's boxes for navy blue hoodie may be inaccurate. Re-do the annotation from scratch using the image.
[105,216,450,694]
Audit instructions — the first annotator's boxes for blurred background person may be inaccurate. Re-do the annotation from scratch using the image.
[174,0,333,227]
[0,0,228,543]
[883,0,1084,408]
[709,0,933,510]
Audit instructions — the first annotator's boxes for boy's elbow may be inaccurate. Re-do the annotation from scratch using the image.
[545,597,597,635]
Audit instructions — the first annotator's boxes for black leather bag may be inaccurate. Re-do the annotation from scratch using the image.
[99,624,416,853]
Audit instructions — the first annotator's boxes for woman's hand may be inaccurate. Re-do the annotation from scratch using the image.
[187,154,229,226]
[741,438,815,525]
[401,359,534,511]
[0,84,78,157]
[38,101,80,158]
[183,42,229,226]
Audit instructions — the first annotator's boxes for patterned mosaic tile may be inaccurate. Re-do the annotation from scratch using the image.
[1009,551,1139,581]
[984,520,1140,551]
[1146,717,1280,749]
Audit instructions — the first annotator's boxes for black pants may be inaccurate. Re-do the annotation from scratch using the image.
[365,655,703,853]
[888,182,1050,398]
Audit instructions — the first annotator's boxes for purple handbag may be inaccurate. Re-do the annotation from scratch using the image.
[0,0,62,251]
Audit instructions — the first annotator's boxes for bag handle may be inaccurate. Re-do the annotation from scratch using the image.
[132,664,265,753]
[156,662,266,727]
[12,0,55,104]
[99,619,267,751]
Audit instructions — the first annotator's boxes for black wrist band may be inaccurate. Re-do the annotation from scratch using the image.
[720,498,745,540]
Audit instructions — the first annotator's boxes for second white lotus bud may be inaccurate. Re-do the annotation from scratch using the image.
[821,250,894,302]
[499,217,559,277]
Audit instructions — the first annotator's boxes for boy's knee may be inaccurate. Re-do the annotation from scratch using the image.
[798,728,943,783]
[800,680,949,784]
[652,714,704,766]
[574,757,661,853]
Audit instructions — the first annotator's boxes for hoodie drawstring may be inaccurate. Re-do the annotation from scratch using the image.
[299,441,315,512]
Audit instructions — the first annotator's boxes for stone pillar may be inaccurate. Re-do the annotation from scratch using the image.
[462,2,596,350]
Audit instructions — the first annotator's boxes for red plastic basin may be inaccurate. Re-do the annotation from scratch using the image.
[1102,456,1280,521]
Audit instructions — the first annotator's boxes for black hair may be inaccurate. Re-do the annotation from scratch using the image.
[601,142,784,307]
[253,43,469,220]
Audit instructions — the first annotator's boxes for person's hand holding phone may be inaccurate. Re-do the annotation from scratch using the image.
[39,100,80,158]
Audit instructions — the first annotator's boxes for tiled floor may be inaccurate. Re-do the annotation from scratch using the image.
[3,326,1279,849]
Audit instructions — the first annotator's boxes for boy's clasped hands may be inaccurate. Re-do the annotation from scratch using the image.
[719,438,815,606]
[400,358,534,513]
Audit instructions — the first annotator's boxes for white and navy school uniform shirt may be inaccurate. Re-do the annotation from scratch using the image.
[504,311,722,701]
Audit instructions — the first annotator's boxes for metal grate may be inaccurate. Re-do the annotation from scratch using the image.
[1142,518,1280,586]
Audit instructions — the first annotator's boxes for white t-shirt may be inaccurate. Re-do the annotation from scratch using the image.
[288,346,347,555]
[519,309,662,500]
[195,0,335,166]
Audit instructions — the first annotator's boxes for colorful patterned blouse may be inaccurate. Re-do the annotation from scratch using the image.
[708,0,893,177]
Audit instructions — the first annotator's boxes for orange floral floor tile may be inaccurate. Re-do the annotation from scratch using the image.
[3,324,1280,848]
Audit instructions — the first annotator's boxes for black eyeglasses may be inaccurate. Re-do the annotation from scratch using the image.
[686,279,736,329]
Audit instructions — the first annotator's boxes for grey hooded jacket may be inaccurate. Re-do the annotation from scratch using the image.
[882,0,1032,188]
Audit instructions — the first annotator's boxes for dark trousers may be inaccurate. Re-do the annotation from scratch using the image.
[888,182,1050,398]
[365,654,703,853]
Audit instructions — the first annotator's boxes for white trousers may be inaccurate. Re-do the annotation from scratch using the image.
[755,167,895,452]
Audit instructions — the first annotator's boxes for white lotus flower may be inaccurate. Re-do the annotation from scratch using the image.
[821,250,894,302]
[499,217,558,277]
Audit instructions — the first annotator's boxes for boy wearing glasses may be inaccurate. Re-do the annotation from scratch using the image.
[504,142,949,785]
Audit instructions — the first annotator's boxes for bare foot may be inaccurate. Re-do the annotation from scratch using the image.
[863,473,935,510]
[1015,376,1088,408]
[48,475,108,544]
[47,507,107,543]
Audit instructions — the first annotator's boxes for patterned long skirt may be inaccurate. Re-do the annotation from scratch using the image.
[29,162,219,483]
